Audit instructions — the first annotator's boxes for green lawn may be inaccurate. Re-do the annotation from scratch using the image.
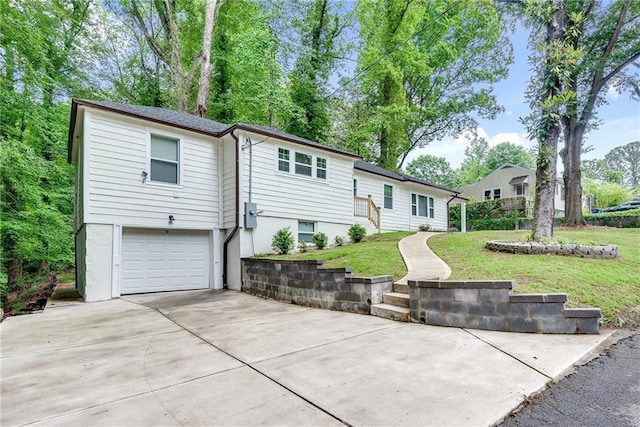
[268,231,413,280]
[428,228,640,326]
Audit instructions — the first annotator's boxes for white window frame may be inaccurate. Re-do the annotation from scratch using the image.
[384,184,393,209]
[298,220,315,243]
[147,133,183,187]
[278,147,290,172]
[483,188,501,200]
[411,193,435,219]
[514,183,527,197]
[275,146,328,181]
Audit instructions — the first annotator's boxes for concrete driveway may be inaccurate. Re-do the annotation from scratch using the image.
[1,290,613,426]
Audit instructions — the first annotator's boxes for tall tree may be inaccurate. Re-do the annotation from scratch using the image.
[1,0,92,287]
[286,0,349,142]
[523,0,579,240]
[557,0,640,225]
[115,0,224,114]
[458,136,490,185]
[405,155,460,188]
[354,0,511,171]
[603,141,640,188]
[484,142,536,172]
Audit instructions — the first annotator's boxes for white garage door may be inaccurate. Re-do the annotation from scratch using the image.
[121,228,210,294]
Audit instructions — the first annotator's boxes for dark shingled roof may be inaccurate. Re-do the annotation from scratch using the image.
[69,99,360,160]
[73,99,231,135]
[354,160,459,194]
[508,175,530,185]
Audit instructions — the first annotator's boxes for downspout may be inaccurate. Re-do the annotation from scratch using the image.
[222,128,240,288]
[446,193,458,231]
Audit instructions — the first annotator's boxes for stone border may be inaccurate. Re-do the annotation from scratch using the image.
[486,240,618,259]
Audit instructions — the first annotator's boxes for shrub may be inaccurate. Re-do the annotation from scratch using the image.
[333,235,345,246]
[418,223,431,231]
[469,216,524,231]
[298,241,308,253]
[311,232,328,249]
[348,224,366,243]
[271,227,294,254]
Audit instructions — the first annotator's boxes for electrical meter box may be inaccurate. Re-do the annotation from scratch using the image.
[244,202,258,229]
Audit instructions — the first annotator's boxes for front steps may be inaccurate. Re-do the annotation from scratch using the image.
[371,283,410,322]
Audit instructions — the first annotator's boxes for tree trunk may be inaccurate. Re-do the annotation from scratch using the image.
[561,125,586,225]
[531,0,567,241]
[195,0,223,118]
[7,254,22,288]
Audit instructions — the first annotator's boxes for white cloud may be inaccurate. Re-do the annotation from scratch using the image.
[606,85,621,100]
[403,127,535,170]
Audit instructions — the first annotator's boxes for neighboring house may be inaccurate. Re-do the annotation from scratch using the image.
[458,163,565,214]
[68,99,465,302]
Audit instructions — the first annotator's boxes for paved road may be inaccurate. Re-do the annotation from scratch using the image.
[501,331,640,427]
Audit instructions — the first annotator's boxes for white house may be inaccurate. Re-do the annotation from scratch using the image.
[68,99,465,301]
[459,163,565,215]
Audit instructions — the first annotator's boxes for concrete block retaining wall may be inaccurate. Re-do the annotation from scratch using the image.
[408,280,601,334]
[241,258,393,314]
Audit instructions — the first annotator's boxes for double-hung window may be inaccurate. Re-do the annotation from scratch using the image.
[298,221,315,243]
[316,157,327,179]
[384,184,393,209]
[278,148,290,172]
[150,135,179,184]
[483,188,501,200]
[295,152,312,176]
[411,194,435,218]
[277,147,327,180]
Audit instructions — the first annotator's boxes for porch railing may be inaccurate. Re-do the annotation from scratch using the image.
[354,196,381,231]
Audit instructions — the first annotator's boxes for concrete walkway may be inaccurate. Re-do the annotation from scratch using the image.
[396,232,451,284]
[1,290,616,426]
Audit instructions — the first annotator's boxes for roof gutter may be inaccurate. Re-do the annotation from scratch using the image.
[222,129,240,288]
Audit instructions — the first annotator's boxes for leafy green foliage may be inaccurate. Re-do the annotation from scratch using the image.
[603,141,640,188]
[272,227,295,254]
[311,232,328,249]
[348,224,366,243]
[349,0,511,170]
[405,155,459,188]
[484,142,536,172]
[583,179,634,208]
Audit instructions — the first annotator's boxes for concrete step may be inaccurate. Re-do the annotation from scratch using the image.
[371,303,410,322]
[382,292,410,308]
[393,283,409,294]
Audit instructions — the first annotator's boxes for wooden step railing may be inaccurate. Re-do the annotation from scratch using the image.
[354,196,381,231]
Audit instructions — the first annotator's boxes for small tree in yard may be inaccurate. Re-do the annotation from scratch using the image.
[272,227,294,254]
[348,224,366,243]
[311,232,328,249]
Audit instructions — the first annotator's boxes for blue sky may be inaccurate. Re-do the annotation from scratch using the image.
[405,25,640,170]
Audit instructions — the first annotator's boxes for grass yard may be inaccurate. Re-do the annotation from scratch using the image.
[268,231,413,280]
[428,228,640,326]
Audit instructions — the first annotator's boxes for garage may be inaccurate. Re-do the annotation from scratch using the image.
[121,228,210,295]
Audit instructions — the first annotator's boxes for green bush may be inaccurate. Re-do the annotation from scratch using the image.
[333,235,345,246]
[298,241,308,253]
[311,232,328,249]
[348,224,366,243]
[469,216,524,231]
[583,208,640,228]
[272,227,295,254]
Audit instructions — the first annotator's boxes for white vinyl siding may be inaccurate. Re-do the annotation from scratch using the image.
[355,170,449,231]
[85,110,219,229]
[222,137,236,228]
[242,140,353,225]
